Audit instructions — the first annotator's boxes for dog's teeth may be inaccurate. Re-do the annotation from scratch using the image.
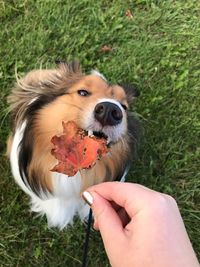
[88,130,93,136]
[107,137,111,144]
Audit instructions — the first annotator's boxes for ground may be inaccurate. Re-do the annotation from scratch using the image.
[0,1,199,266]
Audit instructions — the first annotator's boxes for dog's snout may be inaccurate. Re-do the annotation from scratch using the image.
[94,102,123,126]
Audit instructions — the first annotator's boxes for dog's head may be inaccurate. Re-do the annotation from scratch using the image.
[8,62,140,193]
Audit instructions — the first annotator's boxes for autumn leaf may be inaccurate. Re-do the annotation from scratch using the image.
[51,121,109,176]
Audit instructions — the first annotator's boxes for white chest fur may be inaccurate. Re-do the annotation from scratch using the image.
[10,122,89,229]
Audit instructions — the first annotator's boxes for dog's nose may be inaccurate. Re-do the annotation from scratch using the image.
[94,102,123,126]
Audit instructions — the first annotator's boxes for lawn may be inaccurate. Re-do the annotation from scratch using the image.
[0,0,199,266]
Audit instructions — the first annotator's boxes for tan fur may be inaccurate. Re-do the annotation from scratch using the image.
[6,135,13,156]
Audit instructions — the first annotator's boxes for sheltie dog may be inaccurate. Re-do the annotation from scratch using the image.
[7,61,140,229]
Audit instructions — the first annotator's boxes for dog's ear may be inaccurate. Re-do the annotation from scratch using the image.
[8,61,83,128]
[55,60,82,76]
[119,83,140,103]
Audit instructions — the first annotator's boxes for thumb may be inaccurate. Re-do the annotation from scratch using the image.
[82,191,125,245]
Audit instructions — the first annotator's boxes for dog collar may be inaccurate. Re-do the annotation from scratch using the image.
[120,163,131,182]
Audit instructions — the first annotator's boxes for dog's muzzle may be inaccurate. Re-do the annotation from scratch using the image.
[94,102,123,126]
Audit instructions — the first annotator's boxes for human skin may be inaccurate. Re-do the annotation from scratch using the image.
[82,182,199,267]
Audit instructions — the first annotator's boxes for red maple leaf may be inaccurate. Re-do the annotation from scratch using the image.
[51,121,109,176]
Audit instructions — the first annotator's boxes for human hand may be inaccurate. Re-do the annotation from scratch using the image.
[82,182,199,267]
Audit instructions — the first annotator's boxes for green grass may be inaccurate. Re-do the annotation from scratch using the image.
[0,0,200,266]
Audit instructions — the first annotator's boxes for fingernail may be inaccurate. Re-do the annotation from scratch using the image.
[82,191,93,206]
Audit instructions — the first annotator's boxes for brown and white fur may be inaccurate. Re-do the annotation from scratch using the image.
[7,62,140,229]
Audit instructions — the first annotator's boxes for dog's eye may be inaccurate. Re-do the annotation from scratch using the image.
[77,89,90,97]
[121,104,127,111]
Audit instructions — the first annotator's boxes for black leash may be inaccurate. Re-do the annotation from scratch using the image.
[81,208,93,267]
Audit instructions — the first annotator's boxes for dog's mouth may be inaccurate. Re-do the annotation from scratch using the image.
[86,130,112,146]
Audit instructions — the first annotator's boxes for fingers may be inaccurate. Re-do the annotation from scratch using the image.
[82,182,161,248]
[94,204,130,230]
[83,191,126,246]
[85,182,156,218]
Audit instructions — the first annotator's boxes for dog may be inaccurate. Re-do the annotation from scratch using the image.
[7,61,140,229]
